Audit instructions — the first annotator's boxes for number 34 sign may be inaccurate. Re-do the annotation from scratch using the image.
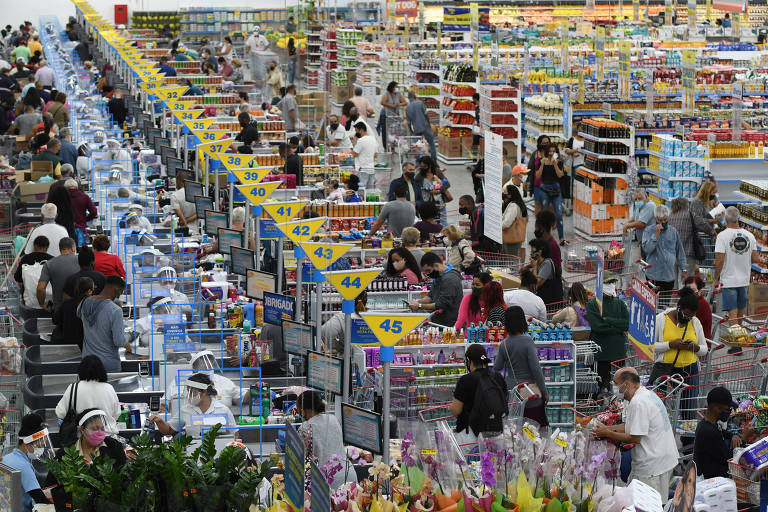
[360,312,428,347]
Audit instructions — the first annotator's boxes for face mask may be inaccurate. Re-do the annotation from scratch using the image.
[442,238,452,247]
[603,283,617,296]
[710,195,716,202]
[350,114,359,122]
[87,430,107,446]
[330,123,339,131]
[612,384,622,398]
[29,447,44,460]
[428,270,440,279]
[634,200,645,211]
[718,411,730,423]
[533,229,543,238]
[677,309,691,324]
[188,392,203,406]
[530,252,540,261]
[458,207,469,216]
[392,260,405,271]
[404,171,415,181]
[471,287,482,297]
[661,222,668,230]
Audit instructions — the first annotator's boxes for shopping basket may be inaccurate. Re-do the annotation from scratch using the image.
[729,459,766,507]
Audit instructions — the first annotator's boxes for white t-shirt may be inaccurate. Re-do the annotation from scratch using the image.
[503,289,547,321]
[353,135,378,170]
[625,385,679,477]
[714,227,756,288]
[246,34,269,53]
[55,380,122,434]
[326,124,352,150]
[24,222,69,257]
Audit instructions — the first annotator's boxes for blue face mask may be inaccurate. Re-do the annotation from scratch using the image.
[634,200,645,211]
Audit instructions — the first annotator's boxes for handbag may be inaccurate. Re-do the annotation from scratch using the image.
[502,340,543,403]
[59,381,80,447]
[689,211,706,261]
[648,321,688,385]
[503,205,527,245]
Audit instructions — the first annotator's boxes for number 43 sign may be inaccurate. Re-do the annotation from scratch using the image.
[360,312,429,347]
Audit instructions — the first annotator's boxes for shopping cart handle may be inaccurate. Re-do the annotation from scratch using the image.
[621,442,636,451]
[637,259,651,269]
[711,342,726,351]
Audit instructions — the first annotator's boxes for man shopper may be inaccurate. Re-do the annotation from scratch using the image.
[235,111,260,153]
[37,237,79,311]
[78,275,132,373]
[325,114,352,150]
[15,235,53,294]
[350,86,374,121]
[352,121,378,189]
[694,386,747,479]
[642,204,687,291]
[406,90,437,162]
[623,189,657,258]
[387,161,423,206]
[369,182,416,236]
[409,251,464,326]
[25,203,68,257]
[459,194,501,253]
[170,170,198,233]
[278,142,303,185]
[715,206,758,329]
[503,269,547,321]
[586,272,629,395]
[280,84,299,132]
[62,247,106,298]
[58,127,78,168]
[65,179,97,246]
[32,138,62,177]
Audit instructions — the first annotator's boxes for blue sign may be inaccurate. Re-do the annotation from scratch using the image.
[163,322,195,352]
[263,292,295,326]
[283,423,305,510]
[302,261,323,283]
[309,459,331,512]
[351,318,379,344]
[595,253,604,312]
[628,278,657,361]
[260,219,280,240]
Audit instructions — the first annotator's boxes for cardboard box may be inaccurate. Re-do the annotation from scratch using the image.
[16,180,52,203]
[12,169,51,183]
[490,269,520,289]
[31,161,53,174]
[748,282,768,302]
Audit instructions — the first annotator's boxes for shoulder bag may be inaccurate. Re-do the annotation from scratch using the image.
[503,204,527,245]
[647,320,688,385]
[59,381,80,447]
[689,211,706,261]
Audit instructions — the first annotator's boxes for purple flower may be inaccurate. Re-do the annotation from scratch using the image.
[401,432,416,467]
[480,452,497,488]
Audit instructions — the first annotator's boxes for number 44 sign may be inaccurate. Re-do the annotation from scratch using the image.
[324,268,384,301]
[360,312,429,347]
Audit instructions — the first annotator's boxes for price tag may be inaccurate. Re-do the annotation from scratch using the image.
[359,312,429,347]
[182,118,215,132]
[216,153,257,170]
[275,218,328,245]
[231,168,272,185]
[523,426,538,439]
[421,449,437,456]
[300,241,354,270]
[261,201,309,224]
[554,437,568,448]
[324,268,384,301]
[237,182,281,206]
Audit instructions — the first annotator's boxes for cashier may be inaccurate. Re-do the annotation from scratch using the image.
[156,266,192,314]
[2,413,54,512]
[133,297,190,355]
[149,373,237,436]
[165,350,246,410]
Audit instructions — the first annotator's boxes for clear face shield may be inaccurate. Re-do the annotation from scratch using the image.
[22,428,55,461]
[184,380,209,407]
[157,267,177,290]
[78,411,109,447]
[191,351,219,371]
[108,169,122,184]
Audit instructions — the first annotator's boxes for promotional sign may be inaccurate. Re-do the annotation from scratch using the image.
[733,82,743,142]
[263,292,295,326]
[732,12,741,40]
[628,278,657,361]
[645,81,654,125]
[633,0,640,20]
[163,322,194,353]
[284,424,304,511]
[618,41,631,100]
[217,153,257,170]
[688,0,697,28]
[260,219,281,240]
[665,0,673,24]
[351,318,379,344]
[360,312,429,347]
[301,242,354,270]
[231,168,272,185]
[682,50,696,115]
[262,201,308,224]
[560,21,569,72]
[595,26,605,82]
[238,182,281,206]
[307,351,343,395]
[276,217,328,245]
[595,252,604,314]
[483,131,504,245]
[443,6,489,31]
[395,0,417,17]
[182,118,215,132]
[324,268,383,301]
[282,320,314,355]
[309,460,331,512]
[342,403,383,454]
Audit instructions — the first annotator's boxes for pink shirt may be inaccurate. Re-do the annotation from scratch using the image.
[454,292,484,330]
[350,96,373,120]
[398,268,420,285]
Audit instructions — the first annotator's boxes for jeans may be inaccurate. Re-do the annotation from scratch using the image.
[416,129,437,163]
[539,182,564,239]
[377,110,387,148]
[74,227,86,247]
[288,56,297,84]
[674,362,699,420]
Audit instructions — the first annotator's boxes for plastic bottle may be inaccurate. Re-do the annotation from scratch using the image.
[254,302,264,326]
[468,323,476,343]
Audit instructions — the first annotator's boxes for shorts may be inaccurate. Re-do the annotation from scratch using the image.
[721,286,747,311]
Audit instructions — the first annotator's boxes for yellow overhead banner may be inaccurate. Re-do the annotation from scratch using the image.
[182,118,215,132]
[155,86,188,100]
[237,182,282,206]
[275,218,328,245]
[166,100,195,111]
[360,313,429,347]
[198,130,229,143]
[324,268,384,301]
[172,109,204,121]
[197,139,233,158]
[261,201,309,224]
[300,242,354,270]
[230,168,272,184]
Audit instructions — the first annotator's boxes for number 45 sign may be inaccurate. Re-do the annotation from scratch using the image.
[360,312,429,347]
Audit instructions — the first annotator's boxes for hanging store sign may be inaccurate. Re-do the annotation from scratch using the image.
[595,26,605,82]
[682,50,696,115]
[618,41,631,100]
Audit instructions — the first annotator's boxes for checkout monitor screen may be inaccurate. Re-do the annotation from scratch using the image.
[230,246,255,276]
[204,210,228,236]
[217,228,243,256]
[184,180,205,204]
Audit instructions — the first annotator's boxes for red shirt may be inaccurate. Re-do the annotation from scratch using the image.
[696,294,712,340]
[68,188,97,229]
[94,252,126,278]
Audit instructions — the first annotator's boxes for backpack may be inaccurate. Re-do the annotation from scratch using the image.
[468,371,508,435]
[458,243,483,276]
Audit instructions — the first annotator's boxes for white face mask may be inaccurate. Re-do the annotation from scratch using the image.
[442,238,452,247]
[187,392,203,406]
[613,383,629,400]
[603,283,616,296]
[392,260,405,271]
[31,447,44,460]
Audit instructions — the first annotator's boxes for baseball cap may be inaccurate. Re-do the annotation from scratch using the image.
[512,164,529,176]
[707,386,737,408]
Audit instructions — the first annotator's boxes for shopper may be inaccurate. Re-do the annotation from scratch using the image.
[58,127,78,168]
[378,80,406,148]
[47,91,69,129]
[442,224,478,274]
[668,197,713,276]
[78,275,131,373]
[91,234,125,279]
[451,344,508,440]
[296,390,355,490]
[535,143,565,240]
[409,251,464,327]
[62,247,105,299]
[388,161,423,206]
[384,247,421,285]
[280,84,298,133]
[528,238,563,306]
[691,180,722,225]
[552,282,590,328]
[481,281,506,324]
[157,55,177,77]
[400,227,425,265]
[459,194,501,254]
[534,210,563,276]
[714,206,758,330]
[694,387,746,479]
[25,203,68,257]
[593,368,679,500]
[32,138,62,177]
[278,142,303,185]
[494,306,549,425]
[684,275,712,339]
[235,111,260,153]
[65,179,96,246]
[503,269,547,321]
[55,356,121,434]
[369,182,415,236]
[455,272,494,330]
[11,39,31,64]
[150,373,237,436]
[406,90,436,162]
[322,292,368,356]
[501,184,527,259]
[642,204,688,291]
[7,104,40,136]
[623,189,657,258]
[52,276,92,349]
[14,235,52,295]
[416,155,450,224]
[287,38,297,84]
[46,184,77,241]
[413,202,444,243]
[351,121,377,184]
[325,114,352,150]
[586,272,629,394]
[37,237,79,312]
[266,61,284,99]
[2,413,52,511]
[170,170,198,233]
[350,86,374,121]
[527,134,551,215]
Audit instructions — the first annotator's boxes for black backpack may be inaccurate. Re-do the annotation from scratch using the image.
[468,371,508,435]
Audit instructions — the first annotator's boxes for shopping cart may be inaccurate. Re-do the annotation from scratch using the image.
[475,251,522,273]
[394,135,430,168]
[716,314,768,352]
[728,459,765,508]
[0,342,24,456]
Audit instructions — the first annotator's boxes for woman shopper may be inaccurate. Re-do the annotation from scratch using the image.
[684,275,712,339]
[46,92,69,129]
[528,237,563,305]
[442,224,477,275]
[296,390,355,490]
[454,272,493,330]
[535,143,565,240]
[526,134,551,215]
[92,234,125,278]
[652,286,708,418]
[413,202,444,244]
[416,155,451,224]
[501,184,527,259]
[384,247,421,285]
[691,180,723,266]
[378,81,406,148]
[552,281,590,328]
[586,272,629,395]
[493,306,549,426]
[481,281,506,324]
[55,355,121,435]
[668,196,714,276]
